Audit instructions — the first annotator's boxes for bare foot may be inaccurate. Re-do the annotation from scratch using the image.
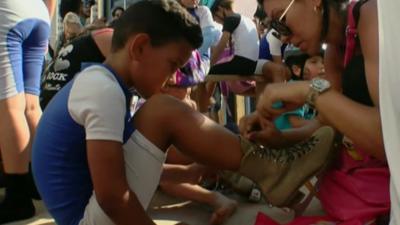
[209,192,238,225]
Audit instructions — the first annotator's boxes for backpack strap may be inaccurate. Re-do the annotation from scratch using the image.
[343,0,370,67]
[343,1,358,67]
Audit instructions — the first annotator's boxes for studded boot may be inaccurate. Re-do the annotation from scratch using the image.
[237,126,336,207]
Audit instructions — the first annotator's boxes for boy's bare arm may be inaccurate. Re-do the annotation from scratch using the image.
[87,140,156,225]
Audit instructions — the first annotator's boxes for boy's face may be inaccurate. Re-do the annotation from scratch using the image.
[131,38,193,99]
[303,55,324,80]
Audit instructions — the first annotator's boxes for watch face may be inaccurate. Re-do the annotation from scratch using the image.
[312,78,330,92]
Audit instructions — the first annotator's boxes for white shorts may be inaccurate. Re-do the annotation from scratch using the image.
[255,59,269,75]
[79,130,166,225]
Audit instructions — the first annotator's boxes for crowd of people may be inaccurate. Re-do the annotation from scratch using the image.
[0,0,398,225]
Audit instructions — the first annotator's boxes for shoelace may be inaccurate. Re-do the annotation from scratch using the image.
[250,136,319,164]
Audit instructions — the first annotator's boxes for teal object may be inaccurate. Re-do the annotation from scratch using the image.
[200,0,215,8]
[274,107,305,130]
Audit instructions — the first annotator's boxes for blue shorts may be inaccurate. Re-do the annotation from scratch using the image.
[0,0,50,100]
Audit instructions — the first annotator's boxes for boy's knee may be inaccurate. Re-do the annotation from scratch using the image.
[134,94,193,128]
[141,94,191,116]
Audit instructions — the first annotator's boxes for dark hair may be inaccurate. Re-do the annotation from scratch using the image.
[321,0,348,40]
[112,6,125,17]
[59,0,82,18]
[254,4,267,20]
[111,0,203,51]
[210,0,234,14]
[285,54,309,80]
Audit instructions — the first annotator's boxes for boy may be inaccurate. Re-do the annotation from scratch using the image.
[32,1,336,224]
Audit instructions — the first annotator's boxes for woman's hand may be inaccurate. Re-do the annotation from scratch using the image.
[256,81,310,120]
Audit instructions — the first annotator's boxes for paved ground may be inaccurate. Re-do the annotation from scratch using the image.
[2,185,326,225]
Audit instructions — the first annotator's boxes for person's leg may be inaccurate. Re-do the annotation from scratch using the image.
[0,63,35,223]
[159,182,237,225]
[134,94,337,207]
[0,12,50,223]
[22,17,50,203]
[134,94,243,170]
[160,163,236,225]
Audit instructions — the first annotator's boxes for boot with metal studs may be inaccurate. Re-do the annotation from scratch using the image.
[237,126,336,207]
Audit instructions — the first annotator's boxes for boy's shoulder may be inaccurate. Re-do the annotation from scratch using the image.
[77,65,117,82]
[72,64,124,95]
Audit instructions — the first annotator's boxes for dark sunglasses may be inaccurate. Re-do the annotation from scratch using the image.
[270,0,295,39]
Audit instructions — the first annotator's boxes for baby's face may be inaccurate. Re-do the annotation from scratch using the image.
[303,55,324,80]
[132,40,193,99]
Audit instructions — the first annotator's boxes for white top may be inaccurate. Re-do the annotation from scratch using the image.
[196,5,214,29]
[231,15,259,61]
[266,29,284,56]
[69,66,127,142]
[378,0,400,224]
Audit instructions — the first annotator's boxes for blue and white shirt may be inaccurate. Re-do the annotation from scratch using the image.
[32,65,134,225]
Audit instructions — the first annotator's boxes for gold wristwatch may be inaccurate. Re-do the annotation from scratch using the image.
[306,78,331,108]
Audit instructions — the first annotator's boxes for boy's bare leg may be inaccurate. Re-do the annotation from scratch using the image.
[133,94,242,170]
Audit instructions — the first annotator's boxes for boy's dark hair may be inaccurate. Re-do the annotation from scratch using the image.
[111,0,203,52]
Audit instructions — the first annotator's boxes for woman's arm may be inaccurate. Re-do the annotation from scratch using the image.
[320,0,383,159]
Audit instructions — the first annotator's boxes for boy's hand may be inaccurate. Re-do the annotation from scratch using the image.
[239,112,286,148]
[247,119,287,148]
[239,112,262,138]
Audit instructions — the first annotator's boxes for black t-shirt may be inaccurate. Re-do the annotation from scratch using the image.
[40,33,105,109]
[222,13,241,33]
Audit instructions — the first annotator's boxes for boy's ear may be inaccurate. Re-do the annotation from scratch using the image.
[291,65,302,77]
[127,33,151,61]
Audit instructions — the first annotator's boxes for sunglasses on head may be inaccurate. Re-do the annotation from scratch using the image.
[271,0,295,39]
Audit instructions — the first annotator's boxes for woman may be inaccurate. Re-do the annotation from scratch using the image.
[242,0,390,223]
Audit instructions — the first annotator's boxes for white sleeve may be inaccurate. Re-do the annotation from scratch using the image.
[197,6,214,29]
[267,29,283,56]
[68,69,127,142]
